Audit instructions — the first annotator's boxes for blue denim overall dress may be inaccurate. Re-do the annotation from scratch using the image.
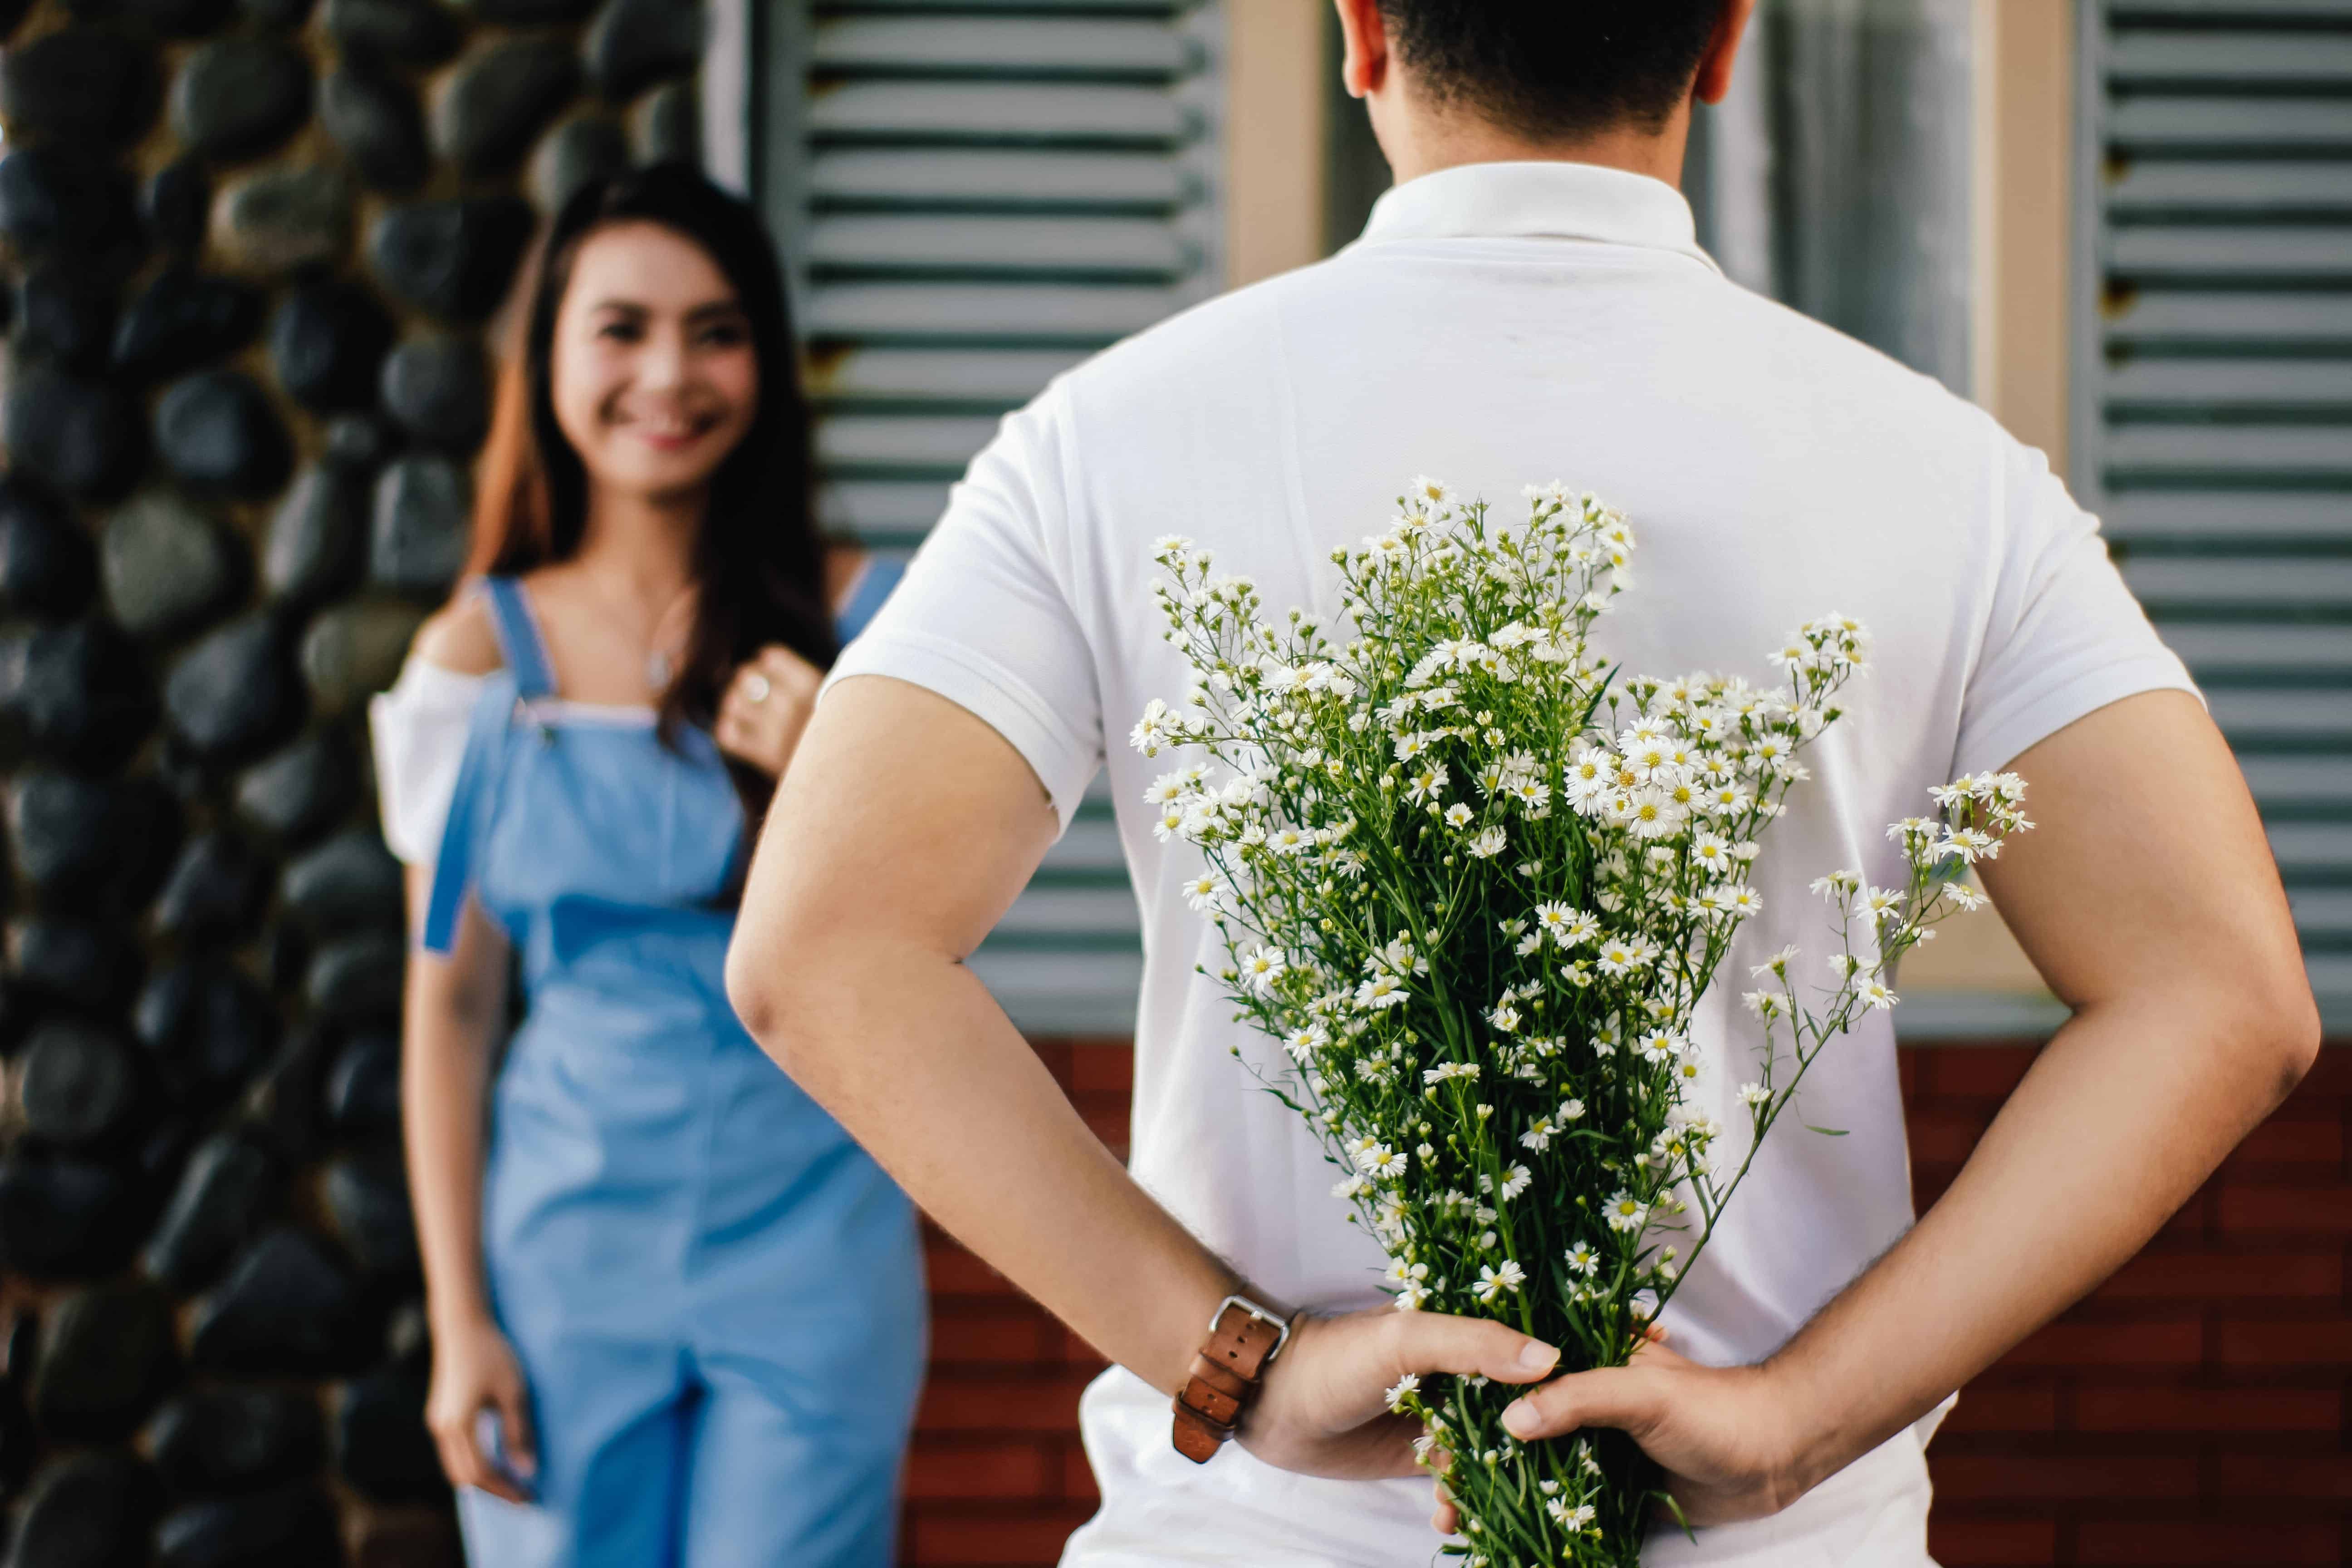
[421,571,923,1567]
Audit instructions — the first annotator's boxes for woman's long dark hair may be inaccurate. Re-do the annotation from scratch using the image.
[465,162,834,839]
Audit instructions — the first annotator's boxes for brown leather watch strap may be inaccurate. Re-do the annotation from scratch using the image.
[1171,1298,1288,1463]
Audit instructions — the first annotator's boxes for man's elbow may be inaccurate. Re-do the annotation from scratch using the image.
[2210,948,2324,1106]
[2260,979,2324,1102]
[724,921,825,1073]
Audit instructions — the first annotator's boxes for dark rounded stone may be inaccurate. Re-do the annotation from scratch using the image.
[455,0,593,21]
[17,264,120,370]
[324,0,462,68]
[164,613,306,765]
[3,363,144,503]
[239,1021,323,1156]
[637,79,700,167]
[369,455,470,598]
[284,828,403,936]
[0,146,141,262]
[171,38,314,164]
[381,333,486,451]
[265,464,370,607]
[13,1452,163,1568]
[325,1029,399,1135]
[113,268,264,383]
[64,0,238,34]
[265,917,308,995]
[335,1360,437,1503]
[0,476,98,621]
[233,729,359,846]
[100,490,244,641]
[322,64,428,194]
[0,1157,140,1276]
[271,280,396,416]
[302,601,425,720]
[241,0,316,24]
[6,770,179,910]
[149,1386,326,1496]
[323,1147,413,1276]
[587,0,707,104]
[17,1018,143,1148]
[145,157,213,259]
[142,1128,279,1292]
[10,916,143,1012]
[155,371,294,501]
[0,1357,34,1498]
[531,115,627,215]
[304,932,402,1024]
[134,958,279,1092]
[0,27,158,150]
[32,1281,176,1441]
[435,38,579,180]
[215,163,353,274]
[368,196,533,321]
[157,1484,343,1568]
[324,413,397,470]
[154,833,270,940]
[191,1227,368,1377]
[0,620,155,770]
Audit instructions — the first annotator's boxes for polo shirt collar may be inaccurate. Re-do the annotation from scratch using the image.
[1355,160,1723,276]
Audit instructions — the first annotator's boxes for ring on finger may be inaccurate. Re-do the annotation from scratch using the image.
[744,673,772,704]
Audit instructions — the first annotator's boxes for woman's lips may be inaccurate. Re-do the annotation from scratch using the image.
[623,416,718,452]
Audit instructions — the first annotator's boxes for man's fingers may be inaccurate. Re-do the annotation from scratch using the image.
[1499,1364,1658,1441]
[1389,1310,1560,1386]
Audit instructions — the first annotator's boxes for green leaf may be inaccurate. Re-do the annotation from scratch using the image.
[1803,1123,1850,1137]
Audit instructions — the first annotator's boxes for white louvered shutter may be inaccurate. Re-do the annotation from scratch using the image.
[760,2,1225,1032]
[2076,0,2352,1027]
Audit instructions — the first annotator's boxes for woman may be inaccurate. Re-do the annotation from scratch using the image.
[370,165,921,1566]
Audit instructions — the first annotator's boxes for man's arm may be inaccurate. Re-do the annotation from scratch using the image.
[1490,690,2320,1521]
[726,675,1569,1480]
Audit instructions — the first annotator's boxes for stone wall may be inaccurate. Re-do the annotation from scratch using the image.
[0,0,710,1562]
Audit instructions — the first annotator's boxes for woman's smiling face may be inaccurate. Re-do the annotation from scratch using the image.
[548,218,760,503]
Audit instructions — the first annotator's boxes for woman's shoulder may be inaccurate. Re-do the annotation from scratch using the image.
[411,586,506,677]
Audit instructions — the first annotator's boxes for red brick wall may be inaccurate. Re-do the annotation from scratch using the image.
[903,1041,2352,1568]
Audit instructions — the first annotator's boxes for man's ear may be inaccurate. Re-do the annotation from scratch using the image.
[1332,0,1390,101]
[1694,0,1757,107]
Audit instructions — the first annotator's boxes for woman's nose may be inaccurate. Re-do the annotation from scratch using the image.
[636,328,691,391]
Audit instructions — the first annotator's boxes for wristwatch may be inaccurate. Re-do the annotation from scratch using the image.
[1171,1293,1294,1463]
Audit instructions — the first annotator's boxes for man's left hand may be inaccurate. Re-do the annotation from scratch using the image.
[1431,1335,1808,1537]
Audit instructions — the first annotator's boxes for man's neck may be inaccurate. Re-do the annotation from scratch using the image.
[1381,110,1691,191]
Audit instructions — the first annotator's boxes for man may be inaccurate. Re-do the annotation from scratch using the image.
[725,2,2319,1562]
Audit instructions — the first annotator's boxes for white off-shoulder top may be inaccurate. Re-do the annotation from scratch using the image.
[369,660,659,868]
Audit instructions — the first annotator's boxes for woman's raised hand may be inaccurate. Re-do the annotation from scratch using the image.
[426,1312,537,1504]
[715,645,824,778]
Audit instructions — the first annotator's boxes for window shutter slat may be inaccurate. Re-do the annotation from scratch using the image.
[2082,1,2352,1029]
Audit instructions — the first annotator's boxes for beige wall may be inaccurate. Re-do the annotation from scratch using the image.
[1225,0,1330,289]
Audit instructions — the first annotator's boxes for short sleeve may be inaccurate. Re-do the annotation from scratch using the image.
[821,386,1102,833]
[368,659,488,866]
[1951,437,2202,778]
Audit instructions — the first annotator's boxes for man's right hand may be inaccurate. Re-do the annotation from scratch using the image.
[1237,1308,1561,1480]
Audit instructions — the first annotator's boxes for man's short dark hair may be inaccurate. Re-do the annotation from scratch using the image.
[1375,2,1731,141]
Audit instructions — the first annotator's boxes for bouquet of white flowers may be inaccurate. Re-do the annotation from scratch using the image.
[1133,480,2030,1564]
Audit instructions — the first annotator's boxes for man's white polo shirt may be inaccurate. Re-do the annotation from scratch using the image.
[827,161,2196,1566]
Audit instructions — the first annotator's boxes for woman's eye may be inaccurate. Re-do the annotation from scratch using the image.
[699,323,748,348]
[598,320,643,342]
